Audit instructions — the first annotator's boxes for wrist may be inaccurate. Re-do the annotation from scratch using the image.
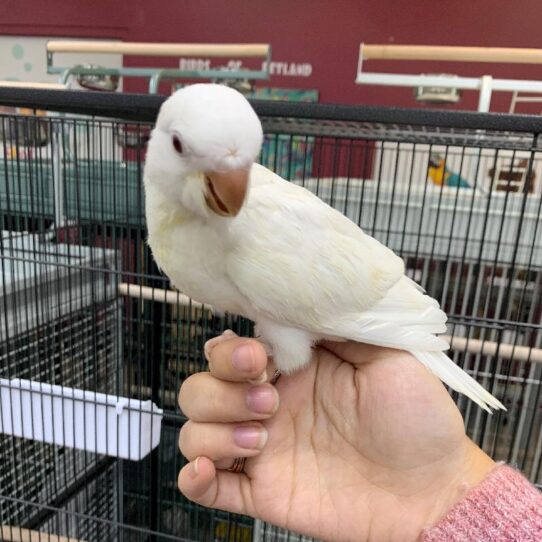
[422,462,542,541]
[373,438,495,542]
[419,438,495,536]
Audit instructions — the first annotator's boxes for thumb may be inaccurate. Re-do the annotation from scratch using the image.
[178,456,256,516]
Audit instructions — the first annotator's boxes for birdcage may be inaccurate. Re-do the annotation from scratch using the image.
[0,88,541,542]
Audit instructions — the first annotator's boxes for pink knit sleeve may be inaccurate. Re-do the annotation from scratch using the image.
[421,464,542,541]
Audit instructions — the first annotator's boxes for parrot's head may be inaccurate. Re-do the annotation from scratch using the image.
[428,153,443,169]
[145,83,263,218]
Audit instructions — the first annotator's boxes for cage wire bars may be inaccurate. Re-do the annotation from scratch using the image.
[0,88,540,542]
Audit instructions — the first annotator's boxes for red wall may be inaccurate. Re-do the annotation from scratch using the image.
[3,0,542,111]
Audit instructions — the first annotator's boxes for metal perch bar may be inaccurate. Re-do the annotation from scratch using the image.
[360,44,542,64]
[118,284,542,363]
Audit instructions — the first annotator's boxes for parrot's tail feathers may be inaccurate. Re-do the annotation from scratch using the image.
[342,318,449,351]
[362,305,447,331]
[410,350,506,413]
[349,290,449,346]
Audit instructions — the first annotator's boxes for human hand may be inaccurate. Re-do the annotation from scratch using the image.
[178,333,495,542]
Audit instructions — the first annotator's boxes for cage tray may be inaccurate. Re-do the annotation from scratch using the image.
[0,379,163,460]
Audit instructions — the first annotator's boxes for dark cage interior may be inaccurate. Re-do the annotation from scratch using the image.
[0,89,541,542]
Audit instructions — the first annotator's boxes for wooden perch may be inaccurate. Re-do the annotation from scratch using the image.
[0,82,66,90]
[361,44,542,64]
[118,283,212,312]
[445,335,542,363]
[47,41,269,58]
[1,526,87,542]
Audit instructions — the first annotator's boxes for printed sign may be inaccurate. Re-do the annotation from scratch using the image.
[179,58,313,78]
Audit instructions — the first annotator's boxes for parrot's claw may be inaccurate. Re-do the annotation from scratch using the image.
[270,369,282,385]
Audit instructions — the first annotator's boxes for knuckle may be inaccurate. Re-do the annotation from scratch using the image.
[206,353,220,375]
[178,376,193,413]
[180,422,228,461]
[178,422,192,455]
[205,333,238,364]
[208,338,238,371]
[178,372,209,416]
[177,469,188,495]
[207,386,226,419]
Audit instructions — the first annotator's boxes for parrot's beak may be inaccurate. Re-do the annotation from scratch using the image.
[204,169,250,217]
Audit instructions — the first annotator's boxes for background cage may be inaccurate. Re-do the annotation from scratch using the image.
[0,88,541,541]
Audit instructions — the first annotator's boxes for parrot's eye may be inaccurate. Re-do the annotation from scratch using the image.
[172,134,183,154]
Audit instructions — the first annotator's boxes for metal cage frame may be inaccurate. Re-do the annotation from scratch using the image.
[0,87,540,542]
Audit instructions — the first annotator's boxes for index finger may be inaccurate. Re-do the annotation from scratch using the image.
[205,333,269,382]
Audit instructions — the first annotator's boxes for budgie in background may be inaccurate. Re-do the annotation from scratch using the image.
[428,153,472,188]
[144,83,504,412]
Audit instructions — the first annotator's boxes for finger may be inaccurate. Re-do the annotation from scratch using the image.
[179,421,268,461]
[205,333,268,383]
[178,456,255,516]
[179,373,279,422]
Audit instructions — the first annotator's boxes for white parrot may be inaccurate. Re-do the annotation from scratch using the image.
[144,83,504,413]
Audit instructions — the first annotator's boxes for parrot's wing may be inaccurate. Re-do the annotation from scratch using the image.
[226,165,448,351]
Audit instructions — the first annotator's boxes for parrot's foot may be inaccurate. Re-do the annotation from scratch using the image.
[255,318,316,374]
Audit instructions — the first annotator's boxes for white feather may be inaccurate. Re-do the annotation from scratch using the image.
[144,84,505,412]
[411,350,505,412]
